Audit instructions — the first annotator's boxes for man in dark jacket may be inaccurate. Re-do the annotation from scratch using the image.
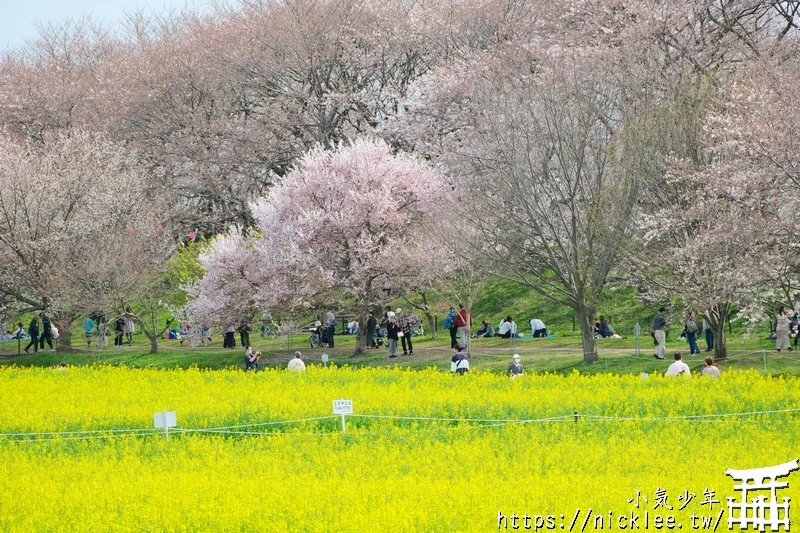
[25,316,39,353]
[39,313,53,350]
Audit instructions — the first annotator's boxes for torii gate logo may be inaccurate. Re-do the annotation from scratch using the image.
[727,459,799,532]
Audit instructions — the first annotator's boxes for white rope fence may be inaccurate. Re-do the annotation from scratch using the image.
[1,406,796,444]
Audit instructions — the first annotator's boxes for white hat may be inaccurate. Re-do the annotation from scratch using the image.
[387,311,395,318]
[396,308,402,314]
[513,354,520,360]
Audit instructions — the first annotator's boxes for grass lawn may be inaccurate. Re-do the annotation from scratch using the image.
[2,323,798,376]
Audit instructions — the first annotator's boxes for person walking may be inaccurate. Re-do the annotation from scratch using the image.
[39,313,54,351]
[25,315,39,353]
[775,305,790,352]
[652,307,669,360]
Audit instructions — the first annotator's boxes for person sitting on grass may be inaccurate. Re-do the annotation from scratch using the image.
[498,316,517,339]
[664,352,691,378]
[700,356,720,378]
[474,321,495,338]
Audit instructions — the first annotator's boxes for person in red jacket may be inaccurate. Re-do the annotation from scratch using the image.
[453,304,473,348]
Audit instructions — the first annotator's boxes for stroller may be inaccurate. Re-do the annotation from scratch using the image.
[373,326,386,348]
[308,321,332,349]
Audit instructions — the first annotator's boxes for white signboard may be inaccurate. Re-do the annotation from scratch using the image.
[333,399,353,415]
[154,411,177,429]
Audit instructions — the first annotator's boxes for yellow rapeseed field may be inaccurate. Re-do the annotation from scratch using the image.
[0,365,797,532]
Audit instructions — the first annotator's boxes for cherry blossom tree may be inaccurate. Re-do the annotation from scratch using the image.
[190,137,448,355]
[0,131,174,348]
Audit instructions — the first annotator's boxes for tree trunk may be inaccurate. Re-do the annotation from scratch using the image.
[713,325,726,360]
[149,337,159,354]
[576,305,598,363]
[355,315,366,356]
[52,311,76,350]
[424,312,437,340]
[710,302,729,360]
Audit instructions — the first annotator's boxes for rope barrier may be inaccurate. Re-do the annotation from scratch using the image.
[3,404,796,445]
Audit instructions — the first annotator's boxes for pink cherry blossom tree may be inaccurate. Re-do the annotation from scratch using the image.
[191,137,448,354]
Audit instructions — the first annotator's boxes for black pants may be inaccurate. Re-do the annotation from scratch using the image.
[327,325,335,347]
[25,335,38,353]
[401,334,413,354]
[39,333,53,349]
[449,326,459,348]
[224,332,236,348]
[240,331,250,349]
[114,332,124,346]
[533,328,547,338]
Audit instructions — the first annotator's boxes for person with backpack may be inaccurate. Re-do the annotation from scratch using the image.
[443,307,458,348]
[684,309,701,356]
[25,316,39,353]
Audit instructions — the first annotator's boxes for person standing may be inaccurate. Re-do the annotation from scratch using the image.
[444,307,458,349]
[25,315,39,353]
[700,356,720,378]
[114,316,125,348]
[454,304,472,349]
[790,313,800,352]
[123,308,135,347]
[366,311,378,348]
[385,312,399,358]
[703,313,714,352]
[652,307,668,360]
[243,347,259,371]
[684,309,701,356]
[775,305,790,352]
[450,345,469,375]
[396,308,415,356]
[82,315,95,348]
[239,322,251,350]
[529,316,547,338]
[39,313,54,351]
[223,325,236,349]
[507,353,524,378]
[323,311,336,348]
